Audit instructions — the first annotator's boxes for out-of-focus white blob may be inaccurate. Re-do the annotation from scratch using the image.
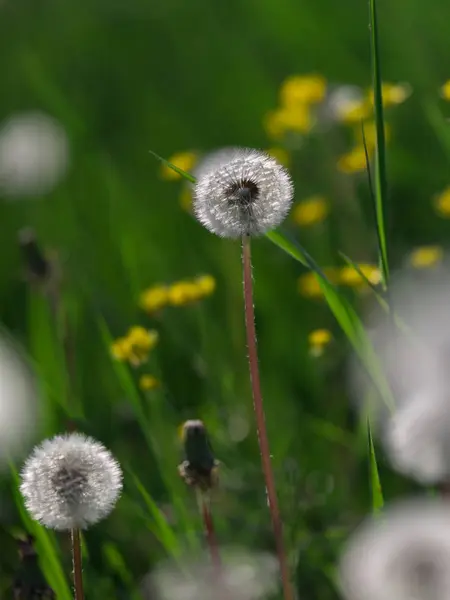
[350,268,450,483]
[0,111,69,198]
[141,547,279,600]
[0,336,38,469]
[384,391,450,484]
[319,85,365,123]
[339,498,450,600]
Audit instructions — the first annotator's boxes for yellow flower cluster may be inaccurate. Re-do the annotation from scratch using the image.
[308,329,332,356]
[111,326,159,366]
[409,246,443,269]
[160,151,197,181]
[440,81,450,100]
[337,121,391,174]
[335,82,408,174]
[298,264,381,298]
[337,82,411,124]
[292,195,329,226]
[139,275,216,313]
[264,74,326,140]
[434,186,450,217]
[139,374,160,391]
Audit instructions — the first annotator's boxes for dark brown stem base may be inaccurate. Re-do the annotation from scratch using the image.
[241,235,294,600]
[71,528,85,600]
[198,491,221,574]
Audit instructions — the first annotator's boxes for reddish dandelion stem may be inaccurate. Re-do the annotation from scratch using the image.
[71,527,85,600]
[241,235,294,600]
[199,491,221,573]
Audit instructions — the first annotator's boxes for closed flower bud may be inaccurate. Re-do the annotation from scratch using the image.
[193,148,294,238]
[20,432,123,531]
[178,420,219,490]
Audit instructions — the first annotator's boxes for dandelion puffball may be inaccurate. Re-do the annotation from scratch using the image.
[0,111,69,198]
[142,547,279,600]
[0,336,38,469]
[349,268,450,484]
[20,433,123,530]
[193,147,294,238]
[339,498,450,600]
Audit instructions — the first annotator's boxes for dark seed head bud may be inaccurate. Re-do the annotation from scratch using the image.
[18,228,51,281]
[178,420,219,491]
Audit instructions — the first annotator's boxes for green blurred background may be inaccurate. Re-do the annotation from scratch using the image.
[1,0,450,597]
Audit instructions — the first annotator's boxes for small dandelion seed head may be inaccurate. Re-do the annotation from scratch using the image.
[193,148,294,238]
[19,432,123,530]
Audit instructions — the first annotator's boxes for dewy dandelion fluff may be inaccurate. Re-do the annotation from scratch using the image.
[193,148,294,238]
[339,498,450,600]
[20,432,122,530]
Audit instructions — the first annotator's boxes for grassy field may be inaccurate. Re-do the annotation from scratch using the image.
[1,0,450,597]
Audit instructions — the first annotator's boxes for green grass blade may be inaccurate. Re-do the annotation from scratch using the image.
[9,465,72,600]
[149,150,196,183]
[128,469,182,558]
[367,420,384,512]
[368,0,389,287]
[267,230,394,412]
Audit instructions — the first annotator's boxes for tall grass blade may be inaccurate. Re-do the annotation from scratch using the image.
[368,0,389,287]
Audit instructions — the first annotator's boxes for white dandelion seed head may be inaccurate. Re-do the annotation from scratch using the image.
[349,268,450,483]
[384,391,450,484]
[193,147,294,238]
[0,335,39,469]
[339,498,450,600]
[141,547,279,600]
[20,432,123,530]
[0,111,69,198]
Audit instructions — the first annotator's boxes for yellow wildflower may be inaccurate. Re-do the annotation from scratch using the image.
[139,285,169,313]
[266,147,291,167]
[308,329,332,356]
[280,74,327,107]
[337,99,372,124]
[180,186,193,212]
[111,337,132,361]
[409,246,443,269]
[338,264,381,287]
[127,326,159,365]
[195,275,216,296]
[298,268,339,298]
[441,81,450,100]
[264,106,312,139]
[111,327,159,366]
[337,146,371,174]
[368,82,411,106]
[168,281,202,306]
[434,186,450,217]
[139,374,160,391]
[292,195,329,227]
[353,121,391,149]
[160,151,197,181]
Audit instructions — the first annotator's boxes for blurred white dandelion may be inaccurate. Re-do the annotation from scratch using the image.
[20,432,123,530]
[339,497,450,600]
[193,147,294,238]
[0,111,69,198]
[319,85,366,123]
[142,547,279,600]
[349,268,450,483]
[0,335,38,469]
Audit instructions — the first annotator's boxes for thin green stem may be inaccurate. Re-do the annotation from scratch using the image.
[241,235,294,600]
